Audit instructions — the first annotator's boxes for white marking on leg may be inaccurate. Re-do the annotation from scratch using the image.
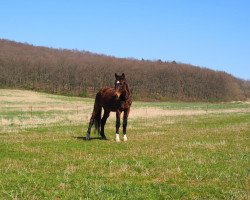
[115,133,120,142]
[123,134,127,142]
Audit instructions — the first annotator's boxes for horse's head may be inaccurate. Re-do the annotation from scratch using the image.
[114,73,126,99]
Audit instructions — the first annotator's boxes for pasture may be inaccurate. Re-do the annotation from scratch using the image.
[0,89,249,199]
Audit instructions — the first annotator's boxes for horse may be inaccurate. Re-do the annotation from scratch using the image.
[86,73,132,141]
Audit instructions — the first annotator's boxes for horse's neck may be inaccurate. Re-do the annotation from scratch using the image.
[121,83,131,100]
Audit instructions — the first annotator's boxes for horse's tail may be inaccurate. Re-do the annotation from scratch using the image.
[94,108,102,135]
[93,93,102,135]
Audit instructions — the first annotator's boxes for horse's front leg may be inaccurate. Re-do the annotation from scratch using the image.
[115,111,121,142]
[123,108,130,141]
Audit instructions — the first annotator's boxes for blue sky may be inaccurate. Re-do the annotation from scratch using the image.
[1,0,249,80]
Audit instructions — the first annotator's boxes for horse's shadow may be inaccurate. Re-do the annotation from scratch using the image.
[73,136,107,141]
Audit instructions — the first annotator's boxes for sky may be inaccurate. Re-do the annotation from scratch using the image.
[1,0,250,80]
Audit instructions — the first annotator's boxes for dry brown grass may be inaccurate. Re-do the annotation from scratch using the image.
[129,107,250,118]
[0,89,60,103]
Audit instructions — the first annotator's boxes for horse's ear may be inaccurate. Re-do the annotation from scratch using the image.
[122,73,125,78]
[115,73,118,79]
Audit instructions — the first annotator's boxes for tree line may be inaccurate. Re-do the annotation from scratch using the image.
[0,39,249,101]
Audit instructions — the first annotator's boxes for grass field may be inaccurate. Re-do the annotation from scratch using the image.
[0,89,249,199]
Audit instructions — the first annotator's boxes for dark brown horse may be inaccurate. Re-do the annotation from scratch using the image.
[86,73,132,141]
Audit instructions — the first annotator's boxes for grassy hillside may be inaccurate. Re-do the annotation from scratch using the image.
[0,89,249,199]
[1,39,249,101]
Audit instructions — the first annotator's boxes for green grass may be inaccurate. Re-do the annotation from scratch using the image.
[133,101,250,110]
[0,89,249,199]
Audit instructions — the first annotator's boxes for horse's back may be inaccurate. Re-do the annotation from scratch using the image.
[97,87,115,100]
[100,86,115,94]
[96,87,122,111]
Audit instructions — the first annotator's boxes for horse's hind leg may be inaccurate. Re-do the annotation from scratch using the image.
[100,110,110,140]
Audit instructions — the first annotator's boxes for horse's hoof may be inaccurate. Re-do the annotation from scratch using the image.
[86,135,91,140]
[115,134,120,142]
[101,136,108,140]
[123,135,128,142]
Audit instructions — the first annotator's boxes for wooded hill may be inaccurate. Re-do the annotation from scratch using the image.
[0,39,249,101]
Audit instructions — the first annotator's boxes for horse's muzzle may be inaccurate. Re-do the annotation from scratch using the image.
[115,92,121,99]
